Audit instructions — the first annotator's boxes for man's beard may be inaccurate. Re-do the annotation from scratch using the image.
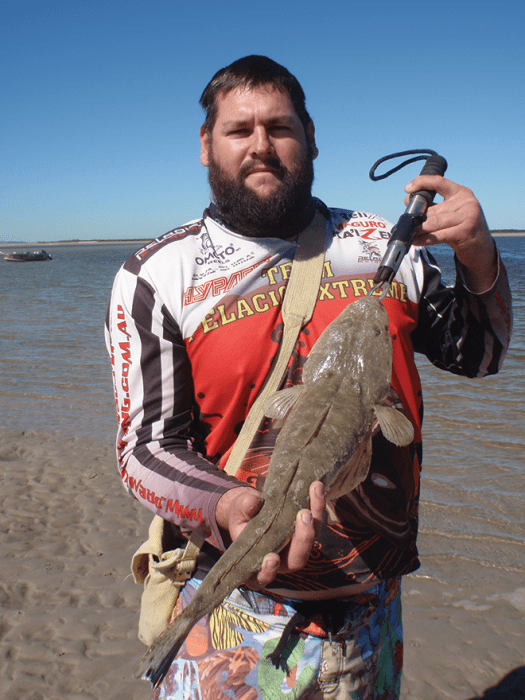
[207,151,315,239]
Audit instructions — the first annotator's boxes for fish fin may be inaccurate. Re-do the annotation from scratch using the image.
[374,405,414,446]
[325,437,372,500]
[325,500,341,523]
[263,385,304,420]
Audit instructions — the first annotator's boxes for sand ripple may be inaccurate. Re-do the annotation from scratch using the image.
[1,428,523,700]
[0,428,152,700]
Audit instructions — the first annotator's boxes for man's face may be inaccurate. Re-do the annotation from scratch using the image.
[199,86,318,238]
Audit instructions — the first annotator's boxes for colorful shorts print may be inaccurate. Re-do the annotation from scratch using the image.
[151,577,403,700]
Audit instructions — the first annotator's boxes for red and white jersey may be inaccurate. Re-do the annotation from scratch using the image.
[106,202,512,594]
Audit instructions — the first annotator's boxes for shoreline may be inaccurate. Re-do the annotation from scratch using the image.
[0,239,152,248]
[1,231,524,248]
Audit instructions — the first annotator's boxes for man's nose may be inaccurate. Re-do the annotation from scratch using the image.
[251,126,273,156]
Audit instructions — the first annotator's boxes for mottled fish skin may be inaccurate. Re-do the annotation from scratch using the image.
[135,289,414,687]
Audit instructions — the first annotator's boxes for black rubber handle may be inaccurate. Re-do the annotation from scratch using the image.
[412,154,448,205]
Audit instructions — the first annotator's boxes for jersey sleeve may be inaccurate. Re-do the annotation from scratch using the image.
[105,264,241,550]
[411,246,512,377]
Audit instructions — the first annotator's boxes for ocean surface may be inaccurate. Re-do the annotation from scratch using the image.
[1,237,523,590]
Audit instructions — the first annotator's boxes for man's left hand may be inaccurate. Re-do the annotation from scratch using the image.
[405,175,497,293]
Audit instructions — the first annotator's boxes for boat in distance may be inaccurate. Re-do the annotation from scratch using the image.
[1,250,53,262]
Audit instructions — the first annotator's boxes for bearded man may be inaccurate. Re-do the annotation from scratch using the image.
[106,55,511,699]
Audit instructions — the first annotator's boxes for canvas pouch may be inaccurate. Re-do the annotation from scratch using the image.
[131,514,204,646]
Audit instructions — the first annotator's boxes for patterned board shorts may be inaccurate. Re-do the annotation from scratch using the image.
[151,576,403,700]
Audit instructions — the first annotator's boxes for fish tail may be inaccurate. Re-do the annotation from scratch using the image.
[134,613,194,686]
[133,505,287,687]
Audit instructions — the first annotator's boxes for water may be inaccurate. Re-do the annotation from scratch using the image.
[412,239,525,586]
[0,243,139,440]
[1,237,523,586]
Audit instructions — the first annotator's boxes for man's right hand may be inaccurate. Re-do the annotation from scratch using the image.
[215,481,325,590]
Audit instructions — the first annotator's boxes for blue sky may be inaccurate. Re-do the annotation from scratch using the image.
[2,0,524,242]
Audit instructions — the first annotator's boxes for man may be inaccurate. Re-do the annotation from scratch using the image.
[106,56,511,699]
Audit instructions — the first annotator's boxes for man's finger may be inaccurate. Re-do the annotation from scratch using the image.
[279,481,325,572]
[249,509,316,589]
[247,553,280,590]
[309,480,325,523]
[283,509,316,571]
[404,175,460,200]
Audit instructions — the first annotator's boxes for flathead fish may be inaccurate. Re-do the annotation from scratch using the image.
[135,285,414,687]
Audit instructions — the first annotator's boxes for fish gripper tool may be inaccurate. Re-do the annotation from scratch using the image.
[369,149,448,285]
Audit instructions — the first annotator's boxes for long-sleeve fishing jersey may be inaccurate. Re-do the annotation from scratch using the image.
[105,201,512,596]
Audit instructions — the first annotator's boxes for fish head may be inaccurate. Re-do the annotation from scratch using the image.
[344,295,393,404]
[306,294,392,399]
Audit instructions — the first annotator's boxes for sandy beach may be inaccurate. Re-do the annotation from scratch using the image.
[1,427,523,700]
[0,428,152,700]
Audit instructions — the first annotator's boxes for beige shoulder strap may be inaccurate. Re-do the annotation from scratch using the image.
[162,211,327,582]
[224,210,327,476]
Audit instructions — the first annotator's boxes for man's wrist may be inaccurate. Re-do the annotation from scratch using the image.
[456,235,498,294]
[215,487,247,530]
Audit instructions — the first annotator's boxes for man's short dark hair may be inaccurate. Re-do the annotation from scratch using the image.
[199,55,312,132]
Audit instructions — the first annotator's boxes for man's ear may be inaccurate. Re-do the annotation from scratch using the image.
[307,121,319,160]
[200,126,211,167]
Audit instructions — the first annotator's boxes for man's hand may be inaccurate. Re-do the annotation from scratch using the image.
[215,481,325,589]
[405,175,497,293]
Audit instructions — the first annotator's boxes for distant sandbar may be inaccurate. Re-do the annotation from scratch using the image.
[0,239,151,248]
[1,231,524,248]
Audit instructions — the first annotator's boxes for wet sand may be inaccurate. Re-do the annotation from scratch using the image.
[0,429,152,700]
[1,428,523,700]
